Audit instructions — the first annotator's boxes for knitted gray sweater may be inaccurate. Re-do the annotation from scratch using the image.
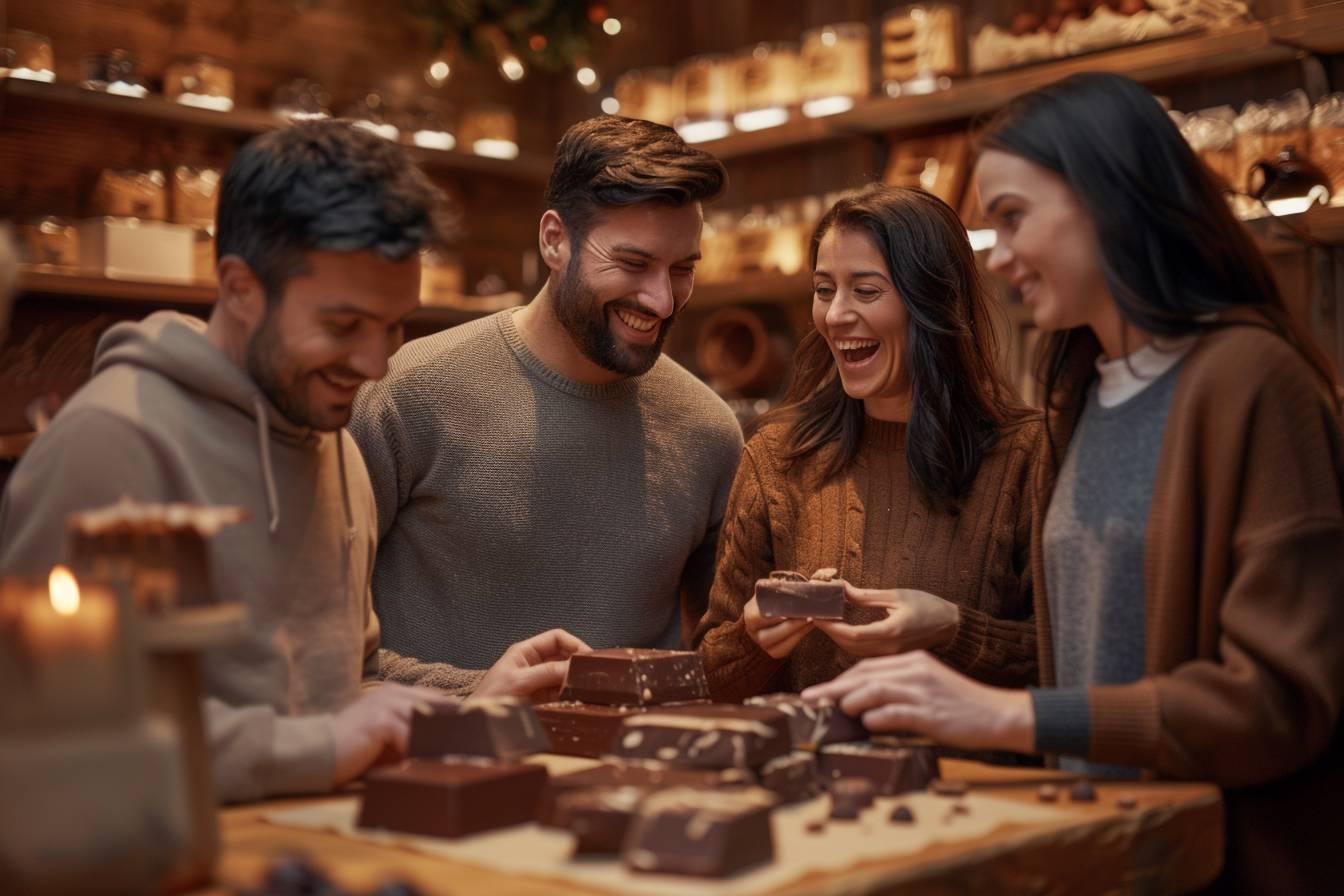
[350,309,743,677]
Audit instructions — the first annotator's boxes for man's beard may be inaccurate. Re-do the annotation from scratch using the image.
[552,257,674,377]
[245,308,329,430]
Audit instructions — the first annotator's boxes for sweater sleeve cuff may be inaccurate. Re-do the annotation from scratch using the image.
[933,605,989,672]
[1084,680,1163,768]
[264,713,337,798]
[1030,687,1091,757]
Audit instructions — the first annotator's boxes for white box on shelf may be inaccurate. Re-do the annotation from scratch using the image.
[78,217,195,283]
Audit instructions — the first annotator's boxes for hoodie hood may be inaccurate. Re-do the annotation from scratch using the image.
[91,311,351,536]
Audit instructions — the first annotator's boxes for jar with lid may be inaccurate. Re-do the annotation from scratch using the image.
[799,23,870,117]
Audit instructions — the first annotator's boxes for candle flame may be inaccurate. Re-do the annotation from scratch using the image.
[49,566,80,616]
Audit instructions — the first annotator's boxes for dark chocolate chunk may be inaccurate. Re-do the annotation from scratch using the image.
[1069,779,1097,803]
[1037,783,1059,803]
[888,804,915,823]
[829,777,876,819]
[534,701,645,759]
[754,569,846,620]
[263,855,329,895]
[805,819,827,834]
[560,648,709,707]
[752,752,821,804]
[357,759,548,840]
[818,741,938,795]
[407,696,550,761]
[552,786,648,854]
[745,693,867,749]
[623,787,777,878]
[538,761,753,826]
[1116,794,1138,810]
[930,778,969,797]
[612,704,790,770]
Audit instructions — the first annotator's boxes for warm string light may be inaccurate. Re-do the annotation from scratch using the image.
[48,566,80,616]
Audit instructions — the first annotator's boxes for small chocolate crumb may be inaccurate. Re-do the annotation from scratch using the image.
[1037,783,1059,803]
[1116,794,1138,810]
[951,802,970,815]
[930,779,969,797]
[1069,779,1097,802]
[805,819,827,834]
[888,805,915,824]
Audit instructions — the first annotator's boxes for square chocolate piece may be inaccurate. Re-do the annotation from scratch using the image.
[408,696,550,761]
[552,786,648,854]
[818,741,938,796]
[623,787,777,878]
[612,704,791,770]
[357,759,548,839]
[752,751,821,804]
[560,648,710,707]
[754,569,846,620]
[745,693,867,749]
[534,701,645,759]
[538,760,754,826]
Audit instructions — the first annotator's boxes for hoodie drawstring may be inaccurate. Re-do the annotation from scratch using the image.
[252,397,281,534]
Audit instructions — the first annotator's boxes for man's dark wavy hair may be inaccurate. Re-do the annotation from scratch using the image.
[544,115,727,244]
[217,119,452,304]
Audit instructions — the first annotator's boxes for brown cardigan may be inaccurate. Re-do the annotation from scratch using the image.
[1031,321,1344,893]
[694,415,1042,701]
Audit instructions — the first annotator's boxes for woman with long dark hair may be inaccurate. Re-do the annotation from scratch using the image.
[694,183,1042,700]
[805,73,1344,892]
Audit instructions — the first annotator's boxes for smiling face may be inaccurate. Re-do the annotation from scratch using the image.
[975,149,1111,334]
[551,202,704,377]
[245,250,421,431]
[811,226,911,419]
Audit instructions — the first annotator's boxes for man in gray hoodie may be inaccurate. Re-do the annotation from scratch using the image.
[0,121,585,803]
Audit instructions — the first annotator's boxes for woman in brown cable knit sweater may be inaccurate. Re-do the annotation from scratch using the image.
[693,184,1044,701]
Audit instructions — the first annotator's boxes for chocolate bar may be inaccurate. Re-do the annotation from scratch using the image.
[552,786,648,854]
[753,569,845,620]
[533,701,643,758]
[612,704,791,770]
[560,648,709,707]
[829,777,876,819]
[538,760,753,826]
[357,759,548,840]
[752,751,821,804]
[745,693,867,749]
[818,741,938,795]
[623,787,777,878]
[407,696,550,761]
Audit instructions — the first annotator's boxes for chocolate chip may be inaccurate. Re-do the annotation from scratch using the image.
[1037,783,1059,802]
[1116,794,1138,810]
[1069,779,1097,802]
[951,802,970,815]
[930,778,969,797]
[805,819,827,834]
[888,805,915,823]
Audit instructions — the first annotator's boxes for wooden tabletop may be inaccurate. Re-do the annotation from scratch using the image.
[210,760,1222,896]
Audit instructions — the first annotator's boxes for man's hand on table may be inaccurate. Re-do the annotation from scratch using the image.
[331,683,461,787]
[475,628,592,701]
[801,650,1036,754]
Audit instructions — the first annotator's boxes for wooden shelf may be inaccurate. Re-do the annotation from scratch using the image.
[1266,1,1344,53]
[18,267,217,306]
[693,20,1305,161]
[0,79,552,182]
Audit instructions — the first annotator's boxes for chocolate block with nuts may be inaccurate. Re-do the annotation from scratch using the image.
[560,648,709,707]
[754,568,846,620]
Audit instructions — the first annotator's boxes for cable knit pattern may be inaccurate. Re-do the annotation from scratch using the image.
[349,309,743,672]
[694,415,1043,700]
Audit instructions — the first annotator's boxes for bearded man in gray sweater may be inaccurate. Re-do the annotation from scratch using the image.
[350,116,744,684]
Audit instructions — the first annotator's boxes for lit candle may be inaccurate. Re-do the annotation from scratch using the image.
[19,566,116,654]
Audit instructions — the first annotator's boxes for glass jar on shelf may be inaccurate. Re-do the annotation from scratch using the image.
[271,78,330,121]
[1,30,55,82]
[411,99,456,151]
[19,217,79,268]
[673,54,734,143]
[799,22,870,118]
[460,104,518,159]
[344,91,400,142]
[163,55,236,112]
[880,5,963,97]
[82,49,147,97]
[733,42,799,132]
[613,68,676,125]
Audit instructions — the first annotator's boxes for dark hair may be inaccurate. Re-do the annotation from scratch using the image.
[544,115,727,244]
[754,183,1028,507]
[976,72,1337,434]
[217,119,452,304]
